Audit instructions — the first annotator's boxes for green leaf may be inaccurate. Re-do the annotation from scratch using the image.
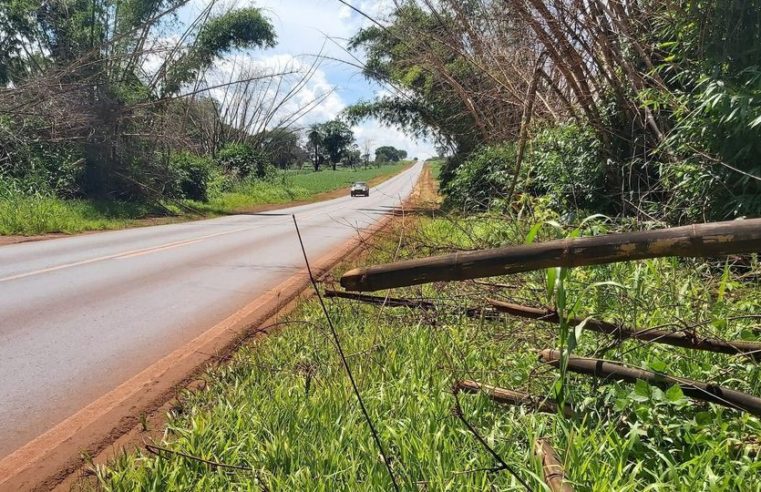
[524,222,543,245]
[649,359,667,373]
[545,267,557,303]
[695,411,713,426]
[665,384,685,403]
[634,379,651,400]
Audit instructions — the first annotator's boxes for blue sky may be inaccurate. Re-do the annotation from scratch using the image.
[182,0,435,159]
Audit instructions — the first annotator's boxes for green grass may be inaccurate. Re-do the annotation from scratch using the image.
[0,195,159,236]
[426,159,445,181]
[0,164,409,236]
[286,164,408,195]
[188,163,409,215]
[95,212,761,490]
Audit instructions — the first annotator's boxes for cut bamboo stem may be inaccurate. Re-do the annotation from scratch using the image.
[340,218,761,291]
[324,290,436,309]
[539,349,761,417]
[325,290,497,319]
[454,380,574,417]
[489,300,761,361]
[534,439,574,492]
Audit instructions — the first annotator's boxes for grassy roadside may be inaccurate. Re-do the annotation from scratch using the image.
[92,167,760,490]
[0,163,410,237]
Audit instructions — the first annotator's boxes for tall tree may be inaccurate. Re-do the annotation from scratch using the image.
[375,146,407,163]
[0,0,277,198]
[307,120,355,171]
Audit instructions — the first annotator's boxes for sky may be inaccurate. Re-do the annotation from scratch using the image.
[183,0,436,159]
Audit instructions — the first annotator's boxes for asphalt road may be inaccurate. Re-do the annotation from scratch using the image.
[0,162,423,458]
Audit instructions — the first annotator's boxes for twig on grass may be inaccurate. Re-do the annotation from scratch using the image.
[145,444,251,472]
[452,392,531,490]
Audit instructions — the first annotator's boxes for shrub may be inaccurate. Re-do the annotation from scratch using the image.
[168,152,215,202]
[444,143,516,211]
[526,124,607,212]
[215,143,273,179]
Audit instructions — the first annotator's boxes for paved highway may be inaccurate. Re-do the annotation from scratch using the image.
[0,162,422,458]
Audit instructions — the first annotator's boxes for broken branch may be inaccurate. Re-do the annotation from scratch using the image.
[489,300,761,361]
[534,439,574,492]
[539,349,761,417]
[454,380,574,417]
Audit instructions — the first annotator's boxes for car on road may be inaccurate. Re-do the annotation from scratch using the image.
[350,181,370,197]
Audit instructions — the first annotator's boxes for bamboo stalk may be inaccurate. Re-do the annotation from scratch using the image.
[534,439,574,492]
[324,290,498,320]
[489,300,761,361]
[324,290,436,309]
[340,218,761,292]
[539,349,761,417]
[455,380,574,417]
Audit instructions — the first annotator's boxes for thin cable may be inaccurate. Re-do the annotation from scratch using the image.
[291,215,401,491]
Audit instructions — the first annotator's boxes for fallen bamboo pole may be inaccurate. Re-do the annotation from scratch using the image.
[340,218,761,292]
[489,300,761,361]
[325,290,499,319]
[539,349,761,417]
[454,380,574,417]
[534,439,574,492]
[324,290,436,309]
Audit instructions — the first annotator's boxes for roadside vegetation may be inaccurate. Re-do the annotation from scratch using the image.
[347,0,761,224]
[6,0,760,489]
[94,165,761,490]
[0,163,409,236]
[0,1,412,236]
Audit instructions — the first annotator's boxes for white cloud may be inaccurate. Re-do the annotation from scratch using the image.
[354,121,434,160]
[181,0,435,159]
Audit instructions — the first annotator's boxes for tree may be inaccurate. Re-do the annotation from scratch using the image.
[344,144,362,168]
[307,125,326,171]
[0,1,277,198]
[320,120,355,171]
[258,128,308,169]
[307,120,355,171]
[375,146,407,163]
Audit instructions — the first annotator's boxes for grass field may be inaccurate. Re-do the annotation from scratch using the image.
[188,164,409,216]
[0,164,409,236]
[93,175,761,490]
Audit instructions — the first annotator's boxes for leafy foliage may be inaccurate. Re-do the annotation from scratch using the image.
[215,143,272,180]
[167,152,216,202]
[0,0,277,201]
[374,145,407,163]
[526,125,607,213]
[306,120,355,171]
[164,8,276,94]
[444,143,515,211]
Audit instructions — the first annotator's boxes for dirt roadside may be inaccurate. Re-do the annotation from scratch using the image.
[0,164,413,247]
[0,164,433,492]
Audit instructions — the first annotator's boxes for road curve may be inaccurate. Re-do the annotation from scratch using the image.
[0,162,423,458]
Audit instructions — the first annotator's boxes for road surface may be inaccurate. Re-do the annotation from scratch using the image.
[0,162,422,458]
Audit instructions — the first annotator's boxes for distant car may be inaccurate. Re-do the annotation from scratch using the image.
[350,181,370,197]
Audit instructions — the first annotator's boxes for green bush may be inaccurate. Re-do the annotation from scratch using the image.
[0,124,84,197]
[526,124,607,212]
[168,152,216,202]
[215,143,273,179]
[662,71,761,222]
[444,143,516,211]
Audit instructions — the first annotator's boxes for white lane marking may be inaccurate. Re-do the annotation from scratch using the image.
[0,227,252,283]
